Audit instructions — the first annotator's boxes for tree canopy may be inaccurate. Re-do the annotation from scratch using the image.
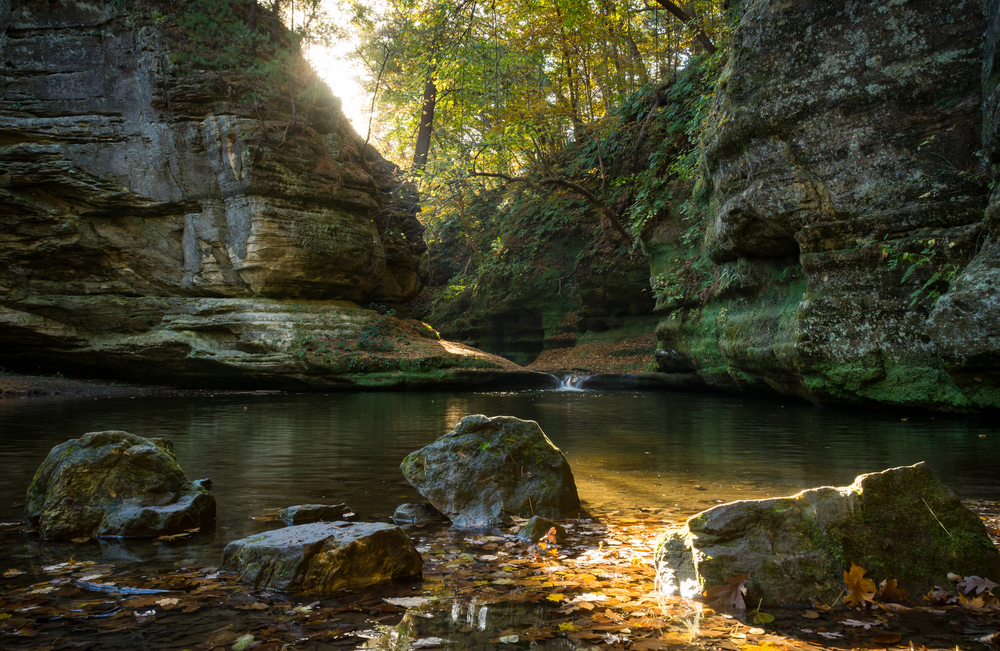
[345,0,729,180]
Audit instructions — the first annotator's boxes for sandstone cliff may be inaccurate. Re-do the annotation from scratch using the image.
[0,0,542,389]
[647,0,1000,410]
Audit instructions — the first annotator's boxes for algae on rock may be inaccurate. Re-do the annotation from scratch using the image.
[655,463,1000,607]
[25,430,216,540]
[642,0,1000,411]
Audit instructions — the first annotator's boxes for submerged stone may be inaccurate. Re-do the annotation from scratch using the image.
[655,463,1000,606]
[25,430,216,540]
[517,516,568,544]
[392,503,446,525]
[400,415,580,528]
[280,504,354,526]
[221,521,422,593]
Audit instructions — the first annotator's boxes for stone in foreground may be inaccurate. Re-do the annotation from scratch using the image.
[517,516,568,544]
[280,504,354,526]
[392,503,446,525]
[655,463,1000,607]
[25,431,216,540]
[221,522,422,593]
[400,415,580,528]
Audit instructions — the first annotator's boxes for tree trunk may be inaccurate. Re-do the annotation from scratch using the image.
[653,0,717,55]
[413,76,437,170]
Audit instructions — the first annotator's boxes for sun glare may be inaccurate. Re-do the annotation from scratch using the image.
[307,40,368,134]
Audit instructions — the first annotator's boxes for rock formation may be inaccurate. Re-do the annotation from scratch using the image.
[400,414,581,528]
[25,430,216,540]
[645,0,1000,410]
[655,463,1000,607]
[221,521,423,592]
[0,1,551,389]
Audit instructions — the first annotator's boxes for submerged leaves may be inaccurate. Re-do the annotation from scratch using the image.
[703,573,748,610]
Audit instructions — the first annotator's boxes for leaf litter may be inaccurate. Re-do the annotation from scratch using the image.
[0,510,998,650]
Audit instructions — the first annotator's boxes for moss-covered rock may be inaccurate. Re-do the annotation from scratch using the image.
[643,0,999,411]
[400,415,580,528]
[25,430,216,540]
[654,463,1000,607]
[221,521,422,593]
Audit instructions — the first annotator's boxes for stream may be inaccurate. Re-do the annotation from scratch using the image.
[0,387,997,649]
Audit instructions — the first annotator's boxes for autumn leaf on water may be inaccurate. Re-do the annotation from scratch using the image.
[957,575,999,595]
[843,563,876,608]
[878,578,908,603]
[704,574,749,610]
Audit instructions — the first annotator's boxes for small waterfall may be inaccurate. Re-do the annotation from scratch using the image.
[550,372,589,391]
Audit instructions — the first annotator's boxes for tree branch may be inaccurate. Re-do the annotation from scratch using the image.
[467,170,633,245]
[649,0,717,54]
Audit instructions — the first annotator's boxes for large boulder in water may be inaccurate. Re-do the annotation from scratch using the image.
[400,415,580,528]
[25,430,216,540]
[655,463,1000,607]
[221,521,422,593]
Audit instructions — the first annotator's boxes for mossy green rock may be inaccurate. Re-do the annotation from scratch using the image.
[644,0,1000,411]
[25,430,216,540]
[400,415,581,528]
[654,463,1000,607]
[221,521,422,593]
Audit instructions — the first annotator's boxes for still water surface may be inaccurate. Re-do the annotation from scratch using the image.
[1,388,997,565]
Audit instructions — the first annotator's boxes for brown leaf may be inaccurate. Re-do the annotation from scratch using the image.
[879,578,908,603]
[704,574,749,610]
[843,563,876,608]
[957,575,998,595]
[872,633,902,645]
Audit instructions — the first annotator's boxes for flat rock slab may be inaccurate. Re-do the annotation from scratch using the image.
[400,414,580,528]
[221,522,422,593]
[280,504,354,526]
[655,463,1000,606]
[25,430,215,540]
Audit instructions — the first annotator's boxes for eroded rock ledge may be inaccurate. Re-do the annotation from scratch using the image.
[0,1,521,388]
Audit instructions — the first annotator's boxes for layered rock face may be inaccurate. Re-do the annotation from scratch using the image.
[0,1,473,387]
[653,0,1000,409]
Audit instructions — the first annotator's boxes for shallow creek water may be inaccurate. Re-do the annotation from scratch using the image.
[0,388,997,650]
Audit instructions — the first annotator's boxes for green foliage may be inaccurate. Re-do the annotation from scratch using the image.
[878,237,967,307]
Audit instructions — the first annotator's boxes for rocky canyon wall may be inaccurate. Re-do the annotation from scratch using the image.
[0,0,539,389]
[649,0,1000,410]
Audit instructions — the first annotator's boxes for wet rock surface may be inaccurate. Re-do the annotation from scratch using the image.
[25,430,216,540]
[220,521,423,593]
[516,515,568,544]
[400,415,581,528]
[280,504,354,526]
[392,503,446,525]
[655,463,1000,607]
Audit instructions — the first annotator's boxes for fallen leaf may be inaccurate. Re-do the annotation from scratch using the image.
[879,578,908,603]
[3,569,23,578]
[843,563,876,608]
[958,575,999,595]
[801,610,820,619]
[499,634,519,643]
[872,633,903,644]
[704,574,748,610]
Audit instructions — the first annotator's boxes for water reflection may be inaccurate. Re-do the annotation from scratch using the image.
[1,389,997,569]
